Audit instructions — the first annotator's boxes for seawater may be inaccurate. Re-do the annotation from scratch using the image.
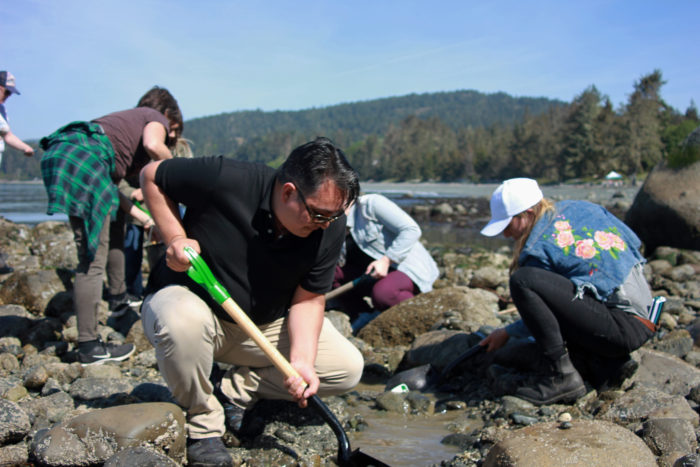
[0,181,68,225]
[0,180,639,250]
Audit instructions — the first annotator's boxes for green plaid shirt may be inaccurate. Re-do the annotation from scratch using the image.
[40,121,118,259]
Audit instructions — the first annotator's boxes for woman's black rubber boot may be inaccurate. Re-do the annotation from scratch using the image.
[515,352,586,405]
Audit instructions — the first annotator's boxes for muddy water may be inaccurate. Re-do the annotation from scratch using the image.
[347,384,479,466]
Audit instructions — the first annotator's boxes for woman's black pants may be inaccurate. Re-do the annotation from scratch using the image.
[509,267,653,363]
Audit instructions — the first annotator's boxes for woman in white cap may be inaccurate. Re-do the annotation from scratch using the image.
[479,178,656,405]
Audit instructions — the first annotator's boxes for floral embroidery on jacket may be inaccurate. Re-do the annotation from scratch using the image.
[549,215,627,266]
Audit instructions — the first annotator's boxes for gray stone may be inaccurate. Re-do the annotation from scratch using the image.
[0,353,19,376]
[23,365,50,389]
[357,287,499,347]
[0,399,30,445]
[664,264,698,282]
[69,377,134,401]
[30,221,78,270]
[625,134,700,252]
[375,392,410,414]
[31,426,92,466]
[654,329,694,358]
[631,348,700,397]
[0,376,27,402]
[0,442,29,466]
[469,266,507,289]
[484,420,656,466]
[325,310,352,338]
[598,384,699,427]
[63,403,186,464]
[0,270,68,316]
[103,445,179,467]
[19,390,75,425]
[641,418,696,457]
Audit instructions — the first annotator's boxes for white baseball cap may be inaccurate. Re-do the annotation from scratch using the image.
[480,178,543,237]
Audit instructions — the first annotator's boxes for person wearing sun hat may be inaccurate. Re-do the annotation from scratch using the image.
[478,177,656,405]
[0,71,34,275]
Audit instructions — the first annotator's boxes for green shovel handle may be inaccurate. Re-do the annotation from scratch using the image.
[184,246,230,304]
[134,200,151,217]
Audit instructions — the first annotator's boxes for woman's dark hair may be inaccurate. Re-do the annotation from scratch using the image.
[136,86,184,145]
[277,137,360,208]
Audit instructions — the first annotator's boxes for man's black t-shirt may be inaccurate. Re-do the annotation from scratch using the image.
[146,156,346,325]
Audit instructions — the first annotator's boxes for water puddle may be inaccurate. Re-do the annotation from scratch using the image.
[347,385,471,466]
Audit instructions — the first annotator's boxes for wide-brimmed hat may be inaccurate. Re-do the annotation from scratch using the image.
[480,178,543,237]
[0,71,20,95]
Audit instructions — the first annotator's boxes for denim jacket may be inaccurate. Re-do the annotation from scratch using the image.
[519,200,645,301]
[347,194,439,292]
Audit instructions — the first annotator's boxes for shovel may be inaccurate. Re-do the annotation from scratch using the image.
[183,247,389,467]
[324,274,373,301]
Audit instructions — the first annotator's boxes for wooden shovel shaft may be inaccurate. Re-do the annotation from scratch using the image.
[220,297,301,381]
[324,280,356,301]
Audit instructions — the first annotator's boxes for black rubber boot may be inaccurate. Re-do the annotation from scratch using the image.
[515,352,586,405]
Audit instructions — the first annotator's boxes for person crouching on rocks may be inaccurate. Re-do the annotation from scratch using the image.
[330,193,439,332]
[478,178,656,405]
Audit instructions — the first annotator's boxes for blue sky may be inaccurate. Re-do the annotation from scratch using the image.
[3,0,699,140]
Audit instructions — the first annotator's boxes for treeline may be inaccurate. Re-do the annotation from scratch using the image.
[2,70,698,182]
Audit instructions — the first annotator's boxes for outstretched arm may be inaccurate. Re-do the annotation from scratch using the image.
[3,131,34,156]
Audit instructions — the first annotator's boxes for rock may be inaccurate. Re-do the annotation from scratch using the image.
[103,445,179,467]
[357,287,499,347]
[325,310,352,338]
[0,399,31,445]
[375,392,410,414]
[0,442,29,465]
[31,425,92,466]
[69,377,134,401]
[23,364,50,389]
[483,420,656,466]
[597,384,699,427]
[63,403,186,464]
[0,353,20,376]
[625,131,700,252]
[641,418,696,459]
[0,270,68,316]
[30,221,78,270]
[0,376,27,402]
[19,390,75,426]
[665,264,697,282]
[0,305,35,339]
[653,329,694,358]
[469,266,507,289]
[631,348,700,397]
[401,330,474,369]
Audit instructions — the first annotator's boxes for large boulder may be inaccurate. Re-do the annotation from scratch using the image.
[483,420,656,466]
[357,286,500,347]
[625,126,700,252]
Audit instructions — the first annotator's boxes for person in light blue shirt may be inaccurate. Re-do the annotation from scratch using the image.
[332,193,439,327]
[479,178,655,405]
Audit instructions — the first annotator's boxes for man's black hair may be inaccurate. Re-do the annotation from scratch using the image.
[277,137,360,208]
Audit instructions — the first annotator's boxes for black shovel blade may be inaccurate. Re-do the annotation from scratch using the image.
[308,395,391,467]
[345,449,391,467]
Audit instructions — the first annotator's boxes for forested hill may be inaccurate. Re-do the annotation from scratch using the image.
[183,90,562,158]
[3,71,698,183]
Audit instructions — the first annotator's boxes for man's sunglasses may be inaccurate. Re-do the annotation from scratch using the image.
[295,185,343,224]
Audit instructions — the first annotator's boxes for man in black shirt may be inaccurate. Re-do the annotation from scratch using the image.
[140,138,362,467]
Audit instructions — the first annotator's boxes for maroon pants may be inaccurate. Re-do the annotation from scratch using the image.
[333,265,418,311]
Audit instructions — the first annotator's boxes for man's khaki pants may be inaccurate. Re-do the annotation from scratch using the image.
[142,285,364,438]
